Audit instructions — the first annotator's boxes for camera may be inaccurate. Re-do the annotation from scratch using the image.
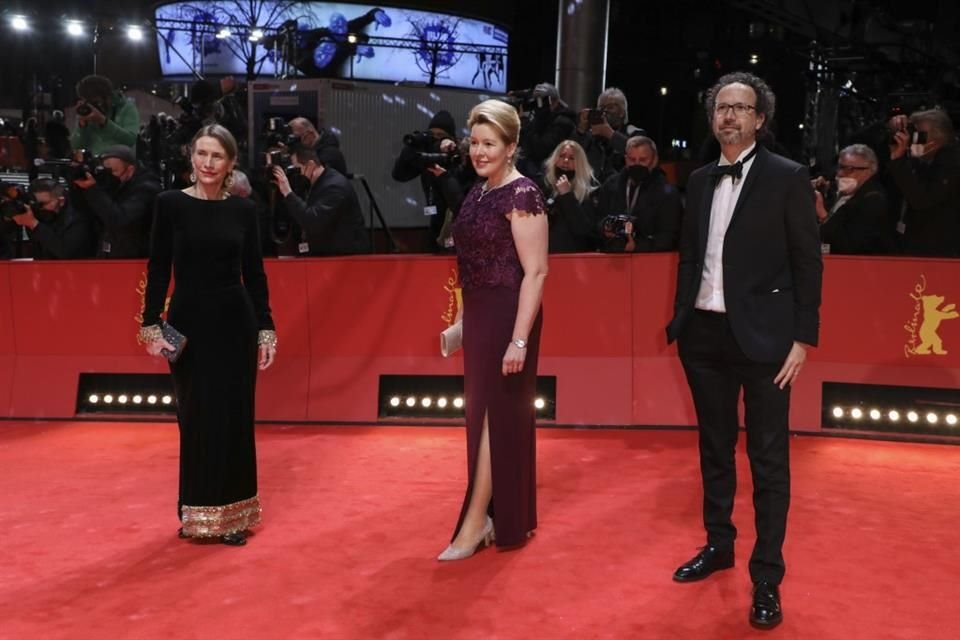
[76,103,94,117]
[588,109,606,125]
[0,183,36,219]
[601,214,636,238]
[403,130,460,169]
[263,117,300,148]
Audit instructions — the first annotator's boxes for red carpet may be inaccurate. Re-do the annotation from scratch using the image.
[1,422,958,639]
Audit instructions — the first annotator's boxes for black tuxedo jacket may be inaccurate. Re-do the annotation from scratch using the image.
[666,146,823,363]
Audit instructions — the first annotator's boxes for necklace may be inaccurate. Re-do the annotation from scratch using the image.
[479,171,516,200]
[191,184,228,200]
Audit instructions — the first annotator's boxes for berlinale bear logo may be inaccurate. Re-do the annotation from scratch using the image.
[904,275,959,357]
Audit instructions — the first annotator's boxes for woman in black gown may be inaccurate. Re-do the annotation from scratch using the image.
[141,124,276,546]
[438,100,549,561]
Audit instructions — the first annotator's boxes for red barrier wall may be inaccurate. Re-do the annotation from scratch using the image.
[2,254,959,430]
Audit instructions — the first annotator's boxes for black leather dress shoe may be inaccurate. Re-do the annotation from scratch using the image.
[221,532,247,546]
[672,545,735,582]
[750,581,783,629]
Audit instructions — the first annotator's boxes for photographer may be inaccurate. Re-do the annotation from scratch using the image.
[288,117,348,176]
[887,108,960,257]
[70,75,140,157]
[575,87,647,184]
[391,110,470,250]
[541,140,600,252]
[9,179,95,259]
[271,145,368,255]
[515,83,577,181]
[815,145,895,255]
[596,136,681,253]
[74,145,161,258]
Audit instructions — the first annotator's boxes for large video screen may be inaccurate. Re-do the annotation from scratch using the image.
[155,2,508,92]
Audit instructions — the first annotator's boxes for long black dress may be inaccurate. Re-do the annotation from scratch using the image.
[143,190,274,537]
[449,176,546,547]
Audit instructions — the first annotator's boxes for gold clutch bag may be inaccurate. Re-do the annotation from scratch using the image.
[440,320,462,357]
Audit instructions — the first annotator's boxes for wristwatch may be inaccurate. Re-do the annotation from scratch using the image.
[512,338,527,349]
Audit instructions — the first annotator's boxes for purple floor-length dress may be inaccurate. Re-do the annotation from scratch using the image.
[450,175,545,547]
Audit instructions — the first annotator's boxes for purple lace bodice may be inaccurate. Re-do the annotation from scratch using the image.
[452,176,546,290]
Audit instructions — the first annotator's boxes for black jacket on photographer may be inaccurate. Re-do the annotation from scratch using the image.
[283,167,368,255]
[27,202,97,259]
[596,166,682,252]
[517,104,577,182]
[391,111,469,249]
[78,167,161,258]
[538,177,600,253]
[888,142,960,257]
[575,122,647,185]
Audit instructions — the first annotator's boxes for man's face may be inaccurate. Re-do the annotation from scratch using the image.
[32,192,64,217]
[103,158,134,182]
[835,152,873,193]
[712,83,764,147]
[598,97,625,123]
[625,144,657,170]
[290,121,318,146]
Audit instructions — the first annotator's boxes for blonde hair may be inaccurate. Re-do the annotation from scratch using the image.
[467,99,520,146]
[544,140,597,203]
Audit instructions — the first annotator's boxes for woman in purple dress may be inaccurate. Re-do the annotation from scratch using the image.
[438,100,549,561]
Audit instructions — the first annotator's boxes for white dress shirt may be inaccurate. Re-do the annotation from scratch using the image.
[695,143,758,312]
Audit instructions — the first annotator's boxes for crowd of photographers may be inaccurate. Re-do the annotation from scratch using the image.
[2,75,959,260]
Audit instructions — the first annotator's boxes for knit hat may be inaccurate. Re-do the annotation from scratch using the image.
[428,110,457,138]
[99,144,136,165]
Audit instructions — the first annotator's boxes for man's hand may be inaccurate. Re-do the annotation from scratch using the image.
[425,165,446,177]
[11,206,39,230]
[271,166,293,197]
[773,341,808,390]
[591,120,615,140]
[438,138,457,154]
[890,129,910,161]
[73,173,97,190]
[77,102,106,127]
[813,189,828,222]
[576,108,590,134]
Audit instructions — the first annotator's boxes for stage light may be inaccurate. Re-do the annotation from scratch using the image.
[405,396,416,408]
[946,414,958,426]
[88,394,99,404]
[907,411,919,423]
[453,397,464,409]
[347,33,358,44]
[127,26,144,41]
[133,395,143,404]
[389,396,401,407]
[11,16,29,31]
[659,86,668,96]
[534,398,546,410]
[798,123,804,130]
[161,395,173,405]
[888,410,900,422]
[103,394,114,404]
[749,53,759,65]
[216,28,231,39]
[926,412,938,424]
[147,395,158,405]
[869,409,881,421]
[437,397,448,409]
[248,29,264,42]
[66,20,84,37]
[421,397,432,408]
[831,406,844,418]
[118,395,128,404]
[850,408,863,420]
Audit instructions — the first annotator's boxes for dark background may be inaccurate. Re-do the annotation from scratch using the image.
[2,0,958,159]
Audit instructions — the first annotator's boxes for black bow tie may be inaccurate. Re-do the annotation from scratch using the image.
[709,146,759,181]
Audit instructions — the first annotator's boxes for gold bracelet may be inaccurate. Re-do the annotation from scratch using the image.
[258,330,278,348]
[139,325,162,343]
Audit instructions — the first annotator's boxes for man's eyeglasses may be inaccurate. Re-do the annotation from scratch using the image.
[836,164,870,172]
[714,103,757,116]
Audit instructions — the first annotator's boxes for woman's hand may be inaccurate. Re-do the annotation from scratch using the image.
[502,342,527,375]
[555,174,572,195]
[145,338,175,357]
[258,344,276,370]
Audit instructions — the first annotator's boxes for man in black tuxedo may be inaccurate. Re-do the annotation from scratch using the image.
[665,72,822,630]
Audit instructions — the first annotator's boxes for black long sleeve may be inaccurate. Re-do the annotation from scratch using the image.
[142,196,173,327]
[240,202,274,330]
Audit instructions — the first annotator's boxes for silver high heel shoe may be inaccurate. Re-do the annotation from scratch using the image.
[437,516,495,561]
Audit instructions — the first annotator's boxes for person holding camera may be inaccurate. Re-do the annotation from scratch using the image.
[9,179,95,259]
[887,108,960,257]
[74,144,161,258]
[288,116,349,176]
[541,140,600,252]
[70,75,140,157]
[271,145,368,255]
[575,87,647,184]
[814,144,895,255]
[391,110,471,250]
[516,83,577,182]
[141,124,276,547]
[596,136,681,252]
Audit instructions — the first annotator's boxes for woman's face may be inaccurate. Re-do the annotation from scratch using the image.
[192,136,234,189]
[555,145,576,171]
[469,123,515,179]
